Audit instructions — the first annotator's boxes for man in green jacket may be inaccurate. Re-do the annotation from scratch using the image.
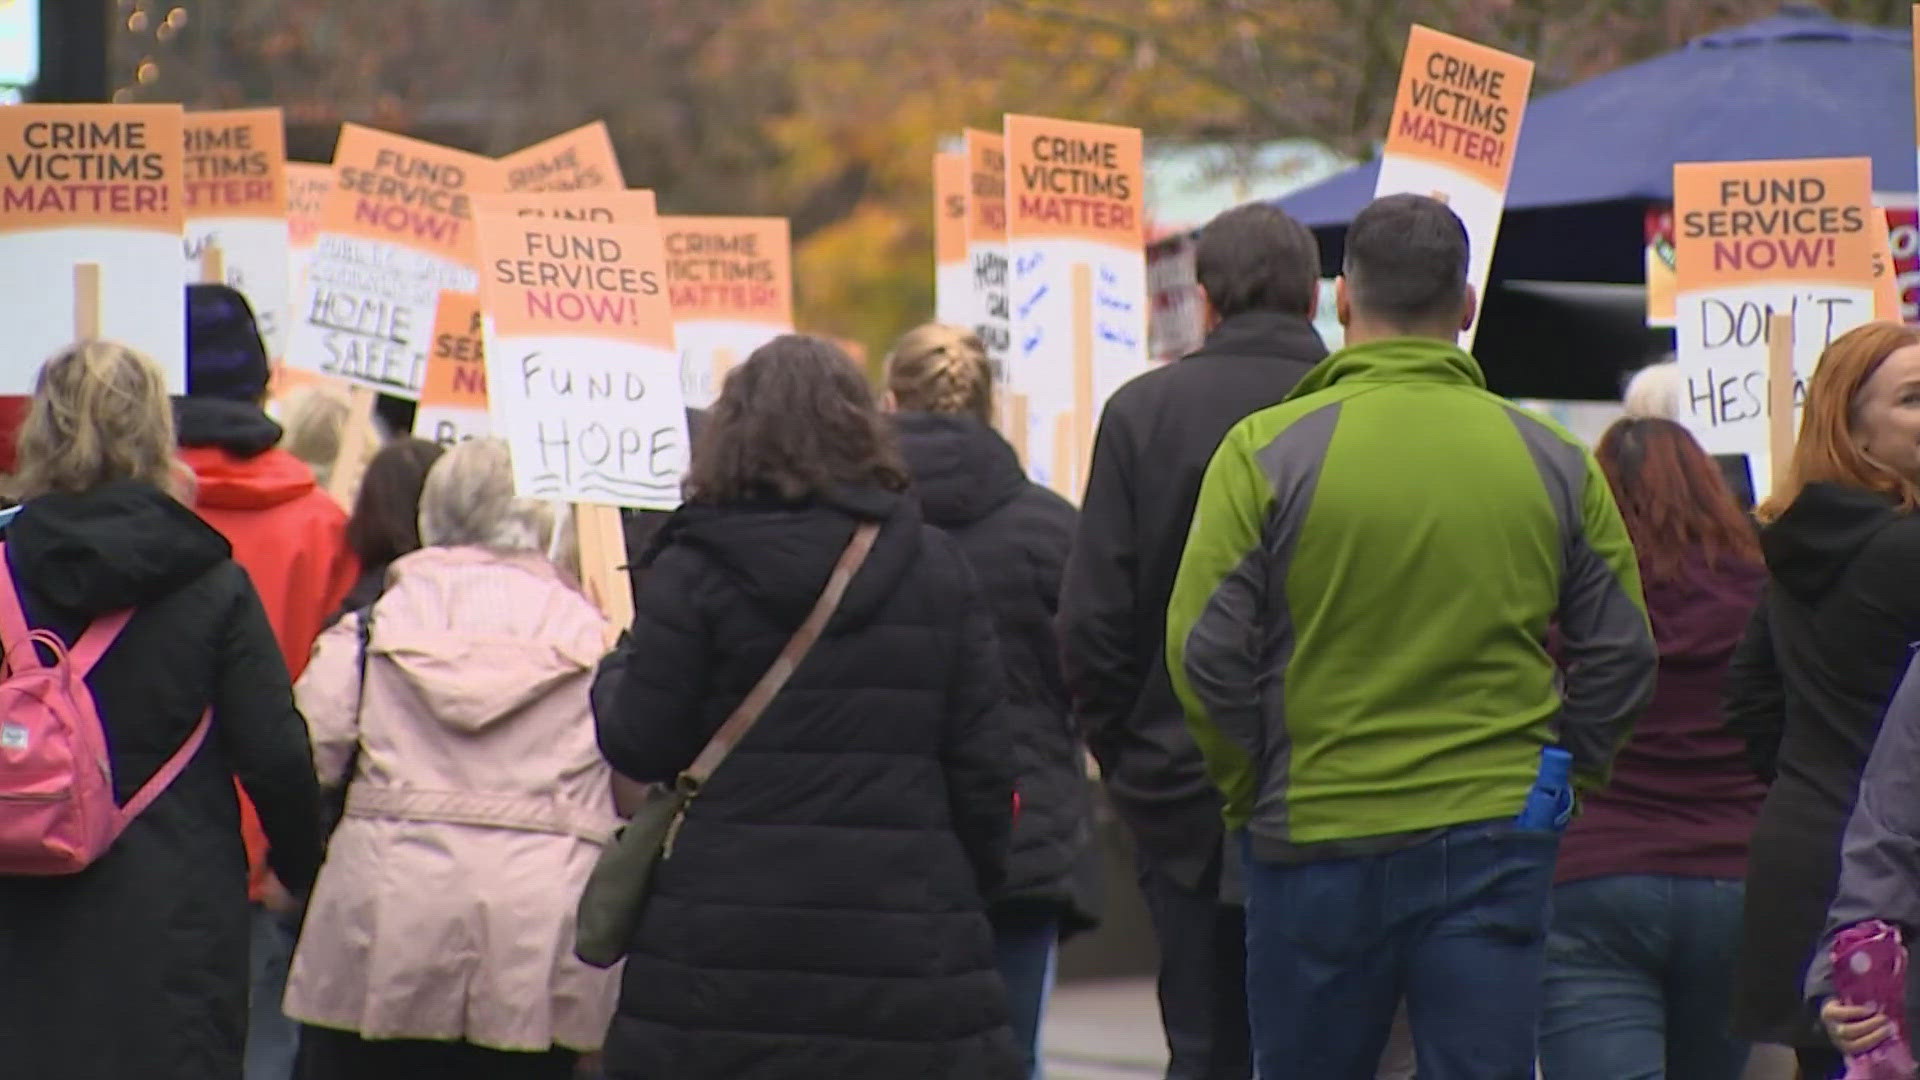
[1167,194,1656,1080]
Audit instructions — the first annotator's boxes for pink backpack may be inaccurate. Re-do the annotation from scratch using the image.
[0,549,210,875]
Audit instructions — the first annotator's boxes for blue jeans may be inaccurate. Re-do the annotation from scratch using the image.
[992,910,1060,1080]
[1538,875,1751,1080]
[246,904,301,1080]
[1241,820,1559,1080]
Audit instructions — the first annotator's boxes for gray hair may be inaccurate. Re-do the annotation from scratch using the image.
[1622,360,1681,420]
[417,437,555,553]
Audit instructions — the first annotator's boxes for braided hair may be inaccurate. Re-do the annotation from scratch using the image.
[884,323,994,425]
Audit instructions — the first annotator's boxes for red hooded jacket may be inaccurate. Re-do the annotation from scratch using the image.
[178,398,358,898]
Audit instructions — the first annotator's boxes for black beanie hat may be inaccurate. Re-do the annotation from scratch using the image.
[186,283,271,403]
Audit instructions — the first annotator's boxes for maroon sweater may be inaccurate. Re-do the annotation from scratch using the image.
[1555,551,1768,885]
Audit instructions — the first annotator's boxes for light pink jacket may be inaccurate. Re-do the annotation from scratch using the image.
[282,546,621,1052]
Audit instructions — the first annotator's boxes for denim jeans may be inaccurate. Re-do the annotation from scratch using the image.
[1538,875,1751,1080]
[246,904,301,1080]
[1241,820,1559,1080]
[992,910,1060,1080]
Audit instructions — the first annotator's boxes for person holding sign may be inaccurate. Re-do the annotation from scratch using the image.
[1722,322,1920,1079]
[594,337,1022,1080]
[0,342,322,1080]
[1168,194,1654,1080]
[884,323,1096,1077]
[1060,203,1327,1080]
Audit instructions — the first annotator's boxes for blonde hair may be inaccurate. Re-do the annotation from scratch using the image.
[884,323,994,424]
[418,437,555,553]
[15,341,184,500]
[1621,360,1680,420]
[277,384,377,489]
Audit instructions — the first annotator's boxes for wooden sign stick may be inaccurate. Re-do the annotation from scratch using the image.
[1071,262,1094,498]
[74,263,101,341]
[200,244,225,286]
[1008,392,1030,467]
[574,503,635,633]
[325,385,380,510]
[711,348,737,401]
[1767,312,1797,496]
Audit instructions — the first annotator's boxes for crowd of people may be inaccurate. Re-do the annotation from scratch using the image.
[1,191,1919,1080]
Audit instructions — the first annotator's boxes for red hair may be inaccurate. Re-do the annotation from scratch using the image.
[1595,418,1760,586]
[1761,321,1920,521]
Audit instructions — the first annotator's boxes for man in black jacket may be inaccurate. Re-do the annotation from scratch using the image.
[1059,203,1326,1080]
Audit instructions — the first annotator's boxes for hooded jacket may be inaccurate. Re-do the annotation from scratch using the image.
[0,481,321,1080]
[1059,310,1327,887]
[595,485,1021,1080]
[283,546,619,1052]
[1554,551,1766,884]
[1168,337,1655,857]
[179,397,357,898]
[895,412,1095,929]
[1724,482,1920,1045]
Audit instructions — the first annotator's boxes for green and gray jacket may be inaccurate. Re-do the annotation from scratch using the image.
[1167,337,1655,855]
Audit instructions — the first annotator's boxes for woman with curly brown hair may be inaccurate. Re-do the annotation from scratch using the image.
[594,335,1023,1080]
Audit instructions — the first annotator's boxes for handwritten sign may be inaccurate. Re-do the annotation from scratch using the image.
[967,129,1011,383]
[476,202,688,509]
[413,291,489,446]
[935,151,971,328]
[1374,26,1533,347]
[285,124,499,398]
[1675,157,1877,495]
[500,121,623,193]
[183,108,289,366]
[1148,234,1205,364]
[660,215,792,408]
[1005,114,1147,499]
[0,104,187,391]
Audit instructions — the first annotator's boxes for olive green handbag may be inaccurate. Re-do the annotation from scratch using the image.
[574,522,880,968]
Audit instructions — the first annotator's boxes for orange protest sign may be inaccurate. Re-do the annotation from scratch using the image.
[421,291,487,410]
[501,121,624,193]
[1674,158,1876,293]
[183,108,284,218]
[478,212,674,349]
[1005,115,1143,246]
[967,130,1006,244]
[0,104,188,390]
[936,152,968,267]
[0,104,185,233]
[661,216,793,326]
[1382,26,1532,192]
[476,203,689,509]
[321,124,497,265]
[286,162,331,251]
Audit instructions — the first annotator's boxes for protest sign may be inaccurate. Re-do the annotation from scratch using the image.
[1891,206,1920,323]
[935,151,971,328]
[1148,233,1204,364]
[1646,205,1677,327]
[967,129,1011,385]
[285,124,499,398]
[271,161,339,400]
[1674,157,1877,496]
[1874,208,1902,321]
[0,103,187,391]
[501,121,624,193]
[661,215,792,408]
[475,189,656,228]
[414,291,489,446]
[1005,114,1148,499]
[184,109,288,364]
[476,202,689,510]
[1374,25,1533,347]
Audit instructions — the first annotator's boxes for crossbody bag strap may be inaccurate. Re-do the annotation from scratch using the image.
[680,521,880,787]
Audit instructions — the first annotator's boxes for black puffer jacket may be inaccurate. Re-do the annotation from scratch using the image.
[0,482,321,1080]
[595,485,1021,1080]
[895,411,1096,929]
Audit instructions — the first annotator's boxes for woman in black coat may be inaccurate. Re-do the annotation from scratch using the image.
[884,323,1096,1075]
[0,342,323,1080]
[1724,322,1920,1078]
[594,336,1022,1080]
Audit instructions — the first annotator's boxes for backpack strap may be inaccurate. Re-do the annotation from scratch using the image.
[116,709,213,829]
[0,543,132,677]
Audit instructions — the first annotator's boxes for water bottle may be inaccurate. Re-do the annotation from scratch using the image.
[1516,746,1574,832]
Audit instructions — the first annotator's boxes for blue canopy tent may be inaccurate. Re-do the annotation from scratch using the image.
[1272,3,1915,398]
